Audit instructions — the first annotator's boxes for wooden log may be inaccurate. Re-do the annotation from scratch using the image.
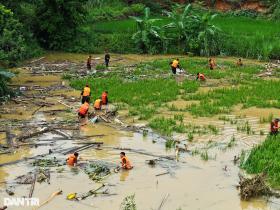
[52,130,71,139]
[17,127,53,141]
[29,172,37,198]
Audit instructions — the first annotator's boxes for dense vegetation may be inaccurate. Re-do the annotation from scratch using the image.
[241,134,280,188]
[1,0,280,67]
[0,68,15,101]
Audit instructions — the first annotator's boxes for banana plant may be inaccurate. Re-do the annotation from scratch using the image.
[198,13,221,56]
[163,4,199,51]
[131,7,165,53]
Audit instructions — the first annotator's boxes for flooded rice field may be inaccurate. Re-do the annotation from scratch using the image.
[0,54,279,210]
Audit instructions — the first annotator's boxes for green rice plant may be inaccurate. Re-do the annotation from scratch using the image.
[191,148,200,156]
[218,115,231,122]
[241,135,280,188]
[227,135,236,148]
[96,64,107,70]
[260,113,274,124]
[167,104,179,111]
[237,121,253,135]
[174,114,184,123]
[165,139,176,149]
[188,132,194,142]
[173,123,186,133]
[206,125,219,135]
[200,150,209,161]
[149,117,176,136]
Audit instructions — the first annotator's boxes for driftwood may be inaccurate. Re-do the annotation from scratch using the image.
[52,130,71,139]
[113,147,175,160]
[238,173,278,200]
[79,184,105,200]
[17,127,53,141]
[29,172,37,198]
[155,172,169,177]
[33,190,62,210]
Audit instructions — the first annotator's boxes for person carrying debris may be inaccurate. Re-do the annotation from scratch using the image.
[120,152,133,170]
[101,91,108,105]
[237,58,243,67]
[78,98,90,119]
[170,58,180,74]
[94,98,102,110]
[81,84,91,104]
[105,51,110,68]
[87,55,92,70]
[67,152,79,166]
[270,118,279,135]
[209,58,216,70]
[196,73,205,81]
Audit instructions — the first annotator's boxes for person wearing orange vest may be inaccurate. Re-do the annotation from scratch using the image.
[81,84,91,104]
[78,99,90,118]
[66,152,79,166]
[170,58,179,74]
[209,58,216,70]
[196,73,205,81]
[94,98,102,110]
[120,152,133,170]
[270,118,279,135]
[101,91,108,105]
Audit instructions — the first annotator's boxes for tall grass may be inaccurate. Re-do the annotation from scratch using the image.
[241,135,280,188]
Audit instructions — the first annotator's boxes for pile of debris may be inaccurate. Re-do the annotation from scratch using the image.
[83,161,113,182]
[238,173,273,200]
[33,158,63,167]
[25,60,85,75]
[258,60,280,77]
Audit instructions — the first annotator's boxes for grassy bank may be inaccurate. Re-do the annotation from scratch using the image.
[80,15,280,59]
[241,134,280,188]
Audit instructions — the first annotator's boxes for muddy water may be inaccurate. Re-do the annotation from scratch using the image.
[0,56,279,210]
[0,114,278,210]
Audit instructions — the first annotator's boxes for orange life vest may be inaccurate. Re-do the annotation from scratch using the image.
[83,87,90,97]
[79,102,89,115]
[199,73,205,81]
[101,92,108,105]
[67,154,77,166]
[94,99,102,109]
[171,60,179,68]
[121,156,132,169]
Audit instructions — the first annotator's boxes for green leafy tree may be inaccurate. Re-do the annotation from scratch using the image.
[34,0,87,50]
[131,7,166,53]
[0,68,15,100]
[0,4,28,66]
